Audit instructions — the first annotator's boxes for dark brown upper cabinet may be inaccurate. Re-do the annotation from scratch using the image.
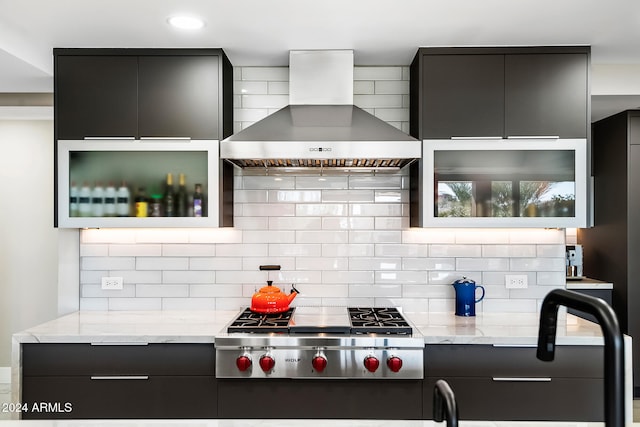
[54,49,233,140]
[410,47,590,140]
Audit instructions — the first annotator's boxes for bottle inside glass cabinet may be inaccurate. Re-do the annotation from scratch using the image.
[176,173,188,217]
[134,187,149,218]
[164,173,176,217]
[193,183,204,217]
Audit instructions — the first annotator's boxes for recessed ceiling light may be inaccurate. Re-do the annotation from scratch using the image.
[168,15,205,30]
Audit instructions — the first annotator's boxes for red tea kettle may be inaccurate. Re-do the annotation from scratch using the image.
[250,281,299,314]
[250,264,299,313]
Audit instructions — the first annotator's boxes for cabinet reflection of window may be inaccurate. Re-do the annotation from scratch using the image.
[491,181,513,217]
[437,181,473,217]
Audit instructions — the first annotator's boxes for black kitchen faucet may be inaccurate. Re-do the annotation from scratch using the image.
[537,289,624,427]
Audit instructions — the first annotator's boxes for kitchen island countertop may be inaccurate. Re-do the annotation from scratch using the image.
[0,419,632,426]
[12,309,605,346]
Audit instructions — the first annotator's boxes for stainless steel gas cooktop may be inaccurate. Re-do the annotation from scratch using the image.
[215,307,424,380]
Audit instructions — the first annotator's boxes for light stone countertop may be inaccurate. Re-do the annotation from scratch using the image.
[0,419,628,427]
[566,277,614,290]
[12,309,605,346]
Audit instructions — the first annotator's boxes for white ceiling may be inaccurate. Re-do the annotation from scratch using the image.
[2,0,640,121]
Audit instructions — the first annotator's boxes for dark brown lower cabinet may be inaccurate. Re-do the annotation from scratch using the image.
[423,344,604,421]
[217,378,423,419]
[21,343,216,419]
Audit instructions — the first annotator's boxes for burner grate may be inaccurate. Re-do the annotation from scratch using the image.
[348,307,413,335]
[227,308,294,333]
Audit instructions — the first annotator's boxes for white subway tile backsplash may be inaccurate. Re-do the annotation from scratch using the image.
[82,257,135,271]
[322,217,374,230]
[374,108,409,122]
[536,244,565,257]
[234,80,268,95]
[162,244,215,257]
[234,190,269,203]
[402,229,455,244]
[354,67,403,81]
[241,67,288,81]
[375,217,408,230]
[324,270,374,284]
[296,230,348,244]
[296,176,348,190]
[354,94,403,109]
[456,258,510,271]
[510,257,565,272]
[243,176,296,190]
[109,244,162,257]
[322,244,374,258]
[78,67,567,312]
[374,80,410,94]
[354,81,375,94]
[350,203,404,217]
[321,190,374,203]
[350,284,402,298]
[241,257,296,272]
[243,230,295,244]
[163,298,216,310]
[137,257,189,271]
[375,244,428,258]
[402,258,456,271]
[80,244,109,257]
[429,245,482,258]
[268,190,322,203]
[349,175,403,189]
[349,258,401,271]
[190,257,243,271]
[270,217,322,230]
[137,284,189,298]
[374,190,405,203]
[375,270,427,284]
[268,244,322,257]
[241,94,288,109]
[242,203,295,217]
[235,217,269,230]
[296,257,348,271]
[163,270,215,284]
[349,230,401,244]
[189,284,243,298]
[296,203,347,217]
[268,81,289,95]
[216,244,268,257]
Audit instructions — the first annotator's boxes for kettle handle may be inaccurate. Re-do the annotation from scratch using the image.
[475,285,485,303]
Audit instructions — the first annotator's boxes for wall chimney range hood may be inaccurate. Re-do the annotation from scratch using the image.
[220,50,421,172]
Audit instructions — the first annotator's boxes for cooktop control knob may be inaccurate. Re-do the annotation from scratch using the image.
[312,354,328,373]
[236,354,252,372]
[387,356,403,373]
[259,354,275,372]
[364,355,380,373]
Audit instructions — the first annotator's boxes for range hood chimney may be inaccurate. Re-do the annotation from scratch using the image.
[220,50,421,172]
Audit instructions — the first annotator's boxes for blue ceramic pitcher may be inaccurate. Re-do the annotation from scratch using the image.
[452,277,485,317]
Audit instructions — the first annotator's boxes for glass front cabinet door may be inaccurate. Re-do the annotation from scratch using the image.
[57,139,220,228]
[421,139,588,227]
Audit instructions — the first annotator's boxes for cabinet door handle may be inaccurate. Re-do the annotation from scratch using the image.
[450,136,503,140]
[492,344,537,348]
[492,377,552,382]
[83,137,136,140]
[90,342,149,346]
[506,135,559,139]
[140,137,191,142]
[90,376,149,380]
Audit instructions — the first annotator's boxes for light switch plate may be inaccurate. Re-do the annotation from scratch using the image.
[505,274,528,289]
[101,276,124,290]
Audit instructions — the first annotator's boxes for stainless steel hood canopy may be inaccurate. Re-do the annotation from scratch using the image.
[220,50,421,172]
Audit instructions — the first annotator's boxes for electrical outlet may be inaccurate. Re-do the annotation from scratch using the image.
[505,274,528,289]
[101,276,124,290]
